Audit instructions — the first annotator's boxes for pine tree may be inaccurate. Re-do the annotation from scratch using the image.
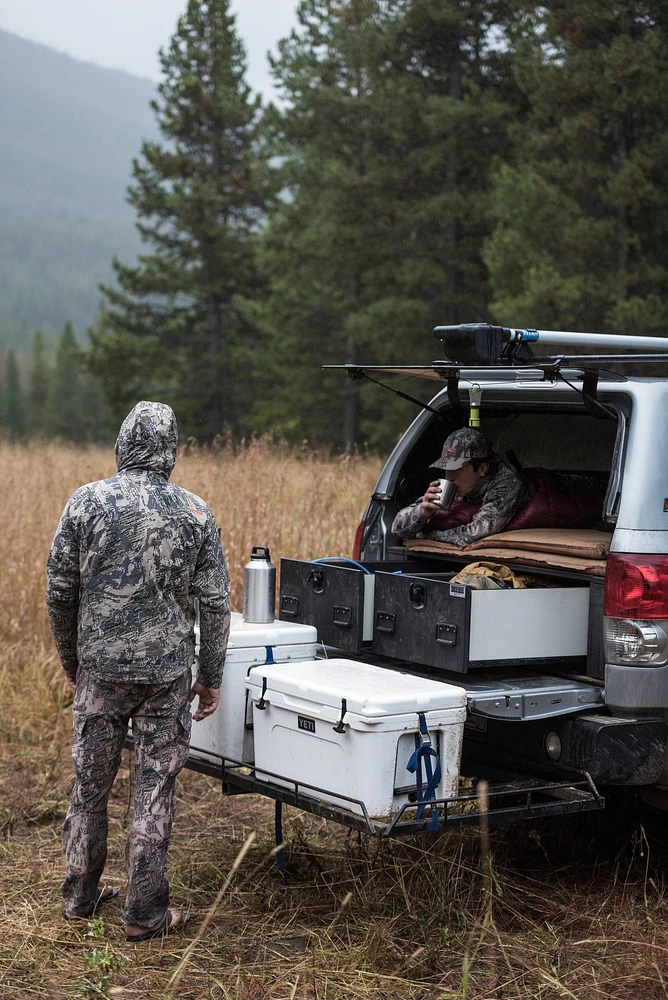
[249,0,400,451]
[79,363,114,443]
[251,0,520,450]
[91,0,273,439]
[387,0,520,323]
[484,4,668,334]
[28,331,49,435]
[4,350,27,438]
[45,323,85,441]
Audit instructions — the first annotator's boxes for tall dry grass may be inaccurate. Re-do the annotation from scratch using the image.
[0,436,379,641]
[0,437,379,739]
[1,440,667,999]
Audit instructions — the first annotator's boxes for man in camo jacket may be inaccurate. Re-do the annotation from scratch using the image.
[392,427,532,547]
[46,400,230,941]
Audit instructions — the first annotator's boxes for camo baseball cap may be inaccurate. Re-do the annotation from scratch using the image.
[429,428,494,473]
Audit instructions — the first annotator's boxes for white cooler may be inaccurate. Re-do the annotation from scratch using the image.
[189,613,318,766]
[246,659,467,819]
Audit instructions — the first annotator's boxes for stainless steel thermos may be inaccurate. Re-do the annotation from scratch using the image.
[433,478,457,511]
[242,546,276,623]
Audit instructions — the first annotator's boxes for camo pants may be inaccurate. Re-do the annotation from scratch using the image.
[62,667,192,928]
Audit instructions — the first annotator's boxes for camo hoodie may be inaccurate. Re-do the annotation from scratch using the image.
[46,401,230,687]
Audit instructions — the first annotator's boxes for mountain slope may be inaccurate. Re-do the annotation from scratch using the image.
[0,30,158,340]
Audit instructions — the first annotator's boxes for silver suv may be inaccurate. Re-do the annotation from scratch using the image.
[342,326,668,801]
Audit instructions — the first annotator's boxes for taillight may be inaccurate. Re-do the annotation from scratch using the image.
[352,520,365,561]
[604,552,668,619]
[604,553,668,666]
[604,618,668,666]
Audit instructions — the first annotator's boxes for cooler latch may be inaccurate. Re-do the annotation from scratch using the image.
[332,698,348,734]
[256,676,268,711]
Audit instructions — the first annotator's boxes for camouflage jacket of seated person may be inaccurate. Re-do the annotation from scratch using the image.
[391,459,531,548]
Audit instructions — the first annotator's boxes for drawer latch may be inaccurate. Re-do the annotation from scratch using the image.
[308,569,326,594]
[409,582,427,610]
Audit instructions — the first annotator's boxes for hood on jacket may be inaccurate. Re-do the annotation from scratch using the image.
[115,401,178,478]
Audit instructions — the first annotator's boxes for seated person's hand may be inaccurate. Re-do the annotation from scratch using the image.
[420,480,444,517]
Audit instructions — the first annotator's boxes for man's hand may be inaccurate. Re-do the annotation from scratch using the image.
[190,682,220,721]
[420,480,445,517]
[64,669,78,693]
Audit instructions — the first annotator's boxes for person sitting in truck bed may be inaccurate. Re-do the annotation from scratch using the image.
[392,427,533,548]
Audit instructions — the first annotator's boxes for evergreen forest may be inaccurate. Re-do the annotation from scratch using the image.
[2,0,668,452]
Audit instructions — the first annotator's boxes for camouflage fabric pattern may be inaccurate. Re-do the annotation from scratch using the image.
[391,460,531,547]
[429,428,494,472]
[46,401,230,688]
[62,667,192,926]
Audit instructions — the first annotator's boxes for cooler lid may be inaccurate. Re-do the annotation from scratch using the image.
[247,658,466,716]
[228,613,317,649]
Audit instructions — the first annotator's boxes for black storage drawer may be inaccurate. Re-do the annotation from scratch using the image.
[281,561,591,670]
[372,572,471,671]
[371,571,591,673]
[279,558,382,653]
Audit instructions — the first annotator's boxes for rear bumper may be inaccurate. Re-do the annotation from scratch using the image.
[463,712,668,786]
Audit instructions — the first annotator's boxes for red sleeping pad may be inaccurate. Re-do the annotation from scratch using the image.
[425,469,607,534]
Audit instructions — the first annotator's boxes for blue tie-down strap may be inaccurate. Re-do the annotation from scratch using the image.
[311,557,371,574]
[265,646,275,664]
[406,712,442,832]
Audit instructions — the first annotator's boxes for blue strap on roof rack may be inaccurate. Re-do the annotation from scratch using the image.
[406,712,442,833]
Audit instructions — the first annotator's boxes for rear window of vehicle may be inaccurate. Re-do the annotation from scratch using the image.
[482,412,617,472]
[394,408,618,505]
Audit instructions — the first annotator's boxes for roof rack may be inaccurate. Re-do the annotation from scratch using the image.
[324,325,668,419]
[432,323,668,365]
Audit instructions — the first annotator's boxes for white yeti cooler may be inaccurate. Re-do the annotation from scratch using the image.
[189,613,318,766]
[246,659,467,819]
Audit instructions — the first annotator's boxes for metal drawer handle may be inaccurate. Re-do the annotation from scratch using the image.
[376,611,396,634]
[333,605,353,629]
[280,595,299,617]
[436,622,457,646]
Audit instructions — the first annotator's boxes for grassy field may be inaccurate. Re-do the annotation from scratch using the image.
[1,440,668,999]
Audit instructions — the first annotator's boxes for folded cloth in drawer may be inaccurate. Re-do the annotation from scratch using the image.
[404,528,610,576]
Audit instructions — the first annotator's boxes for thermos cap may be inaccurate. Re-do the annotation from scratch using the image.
[251,546,271,560]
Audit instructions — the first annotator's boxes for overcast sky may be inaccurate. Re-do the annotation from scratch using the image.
[0,0,300,98]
